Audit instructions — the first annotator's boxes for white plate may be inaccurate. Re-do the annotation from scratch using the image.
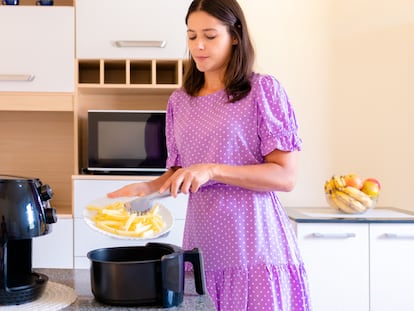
[83,196,174,240]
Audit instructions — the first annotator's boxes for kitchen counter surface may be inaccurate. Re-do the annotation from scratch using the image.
[286,206,414,223]
[36,268,216,311]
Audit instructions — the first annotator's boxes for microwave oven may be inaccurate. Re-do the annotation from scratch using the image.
[87,110,167,174]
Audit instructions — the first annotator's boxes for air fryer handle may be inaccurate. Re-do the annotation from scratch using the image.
[184,248,206,295]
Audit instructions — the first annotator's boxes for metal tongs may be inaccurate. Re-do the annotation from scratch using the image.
[124,190,172,214]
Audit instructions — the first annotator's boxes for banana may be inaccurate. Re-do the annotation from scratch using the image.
[329,177,337,190]
[325,191,340,211]
[330,191,357,214]
[324,179,335,194]
[334,189,367,213]
[325,177,344,211]
[332,175,346,190]
[341,186,373,208]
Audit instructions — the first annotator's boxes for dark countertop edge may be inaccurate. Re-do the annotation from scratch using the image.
[286,206,414,223]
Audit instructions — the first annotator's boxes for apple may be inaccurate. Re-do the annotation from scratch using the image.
[361,178,381,197]
[364,178,381,190]
[343,173,364,189]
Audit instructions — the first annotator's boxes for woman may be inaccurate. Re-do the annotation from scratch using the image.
[108,0,312,310]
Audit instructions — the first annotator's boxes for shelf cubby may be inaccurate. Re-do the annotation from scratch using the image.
[77,59,183,89]
[156,60,180,85]
[103,60,126,84]
[130,60,152,85]
[78,60,100,84]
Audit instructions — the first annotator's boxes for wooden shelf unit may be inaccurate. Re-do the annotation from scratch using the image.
[74,58,184,175]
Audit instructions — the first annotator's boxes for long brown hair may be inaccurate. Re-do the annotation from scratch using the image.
[183,0,255,102]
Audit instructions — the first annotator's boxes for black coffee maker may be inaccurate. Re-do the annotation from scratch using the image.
[0,175,57,305]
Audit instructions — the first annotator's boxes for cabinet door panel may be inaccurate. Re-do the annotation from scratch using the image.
[76,0,191,59]
[296,223,370,311]
[0,7,74,92]
[369,223,414,311]
[33,217,73,268]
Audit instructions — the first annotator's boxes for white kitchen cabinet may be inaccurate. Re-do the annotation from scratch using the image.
[369,223,414,311]
[0,6,74,93]
[33,216,74,269]
[294,222,370,311]
[76,0,192,60]
[289,207,414,311]
[72,176,188,268]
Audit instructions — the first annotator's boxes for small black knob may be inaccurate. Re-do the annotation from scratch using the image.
[45,207,58,224]
[39,184,54,201]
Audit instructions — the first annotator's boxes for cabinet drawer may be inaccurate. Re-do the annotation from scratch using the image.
[73,218,185,268]
[76,0,191,59]
[0,7,74,92]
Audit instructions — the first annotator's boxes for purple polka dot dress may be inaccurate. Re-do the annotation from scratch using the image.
[166,73,312,311]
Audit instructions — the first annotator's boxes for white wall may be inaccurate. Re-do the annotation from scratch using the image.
[238,0,414,210]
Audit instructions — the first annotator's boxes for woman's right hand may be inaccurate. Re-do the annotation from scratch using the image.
[107,182,152,198]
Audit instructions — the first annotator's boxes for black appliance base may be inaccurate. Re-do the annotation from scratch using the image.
[0,272,48,305]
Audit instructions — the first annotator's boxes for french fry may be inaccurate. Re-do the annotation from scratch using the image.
[123,213,137,231]
[87,201,166,238]
[86,205,102,212]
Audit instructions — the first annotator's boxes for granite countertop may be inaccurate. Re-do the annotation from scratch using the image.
[36,268,216,311]
[286,206,414,223]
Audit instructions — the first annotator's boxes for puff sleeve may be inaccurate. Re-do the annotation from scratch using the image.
[254,75,302,156]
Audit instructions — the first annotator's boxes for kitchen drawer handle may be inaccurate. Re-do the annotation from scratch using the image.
[114,40,167,48]
[310,232,356,239]
[382,233,414,239]
[0,74,35,82]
